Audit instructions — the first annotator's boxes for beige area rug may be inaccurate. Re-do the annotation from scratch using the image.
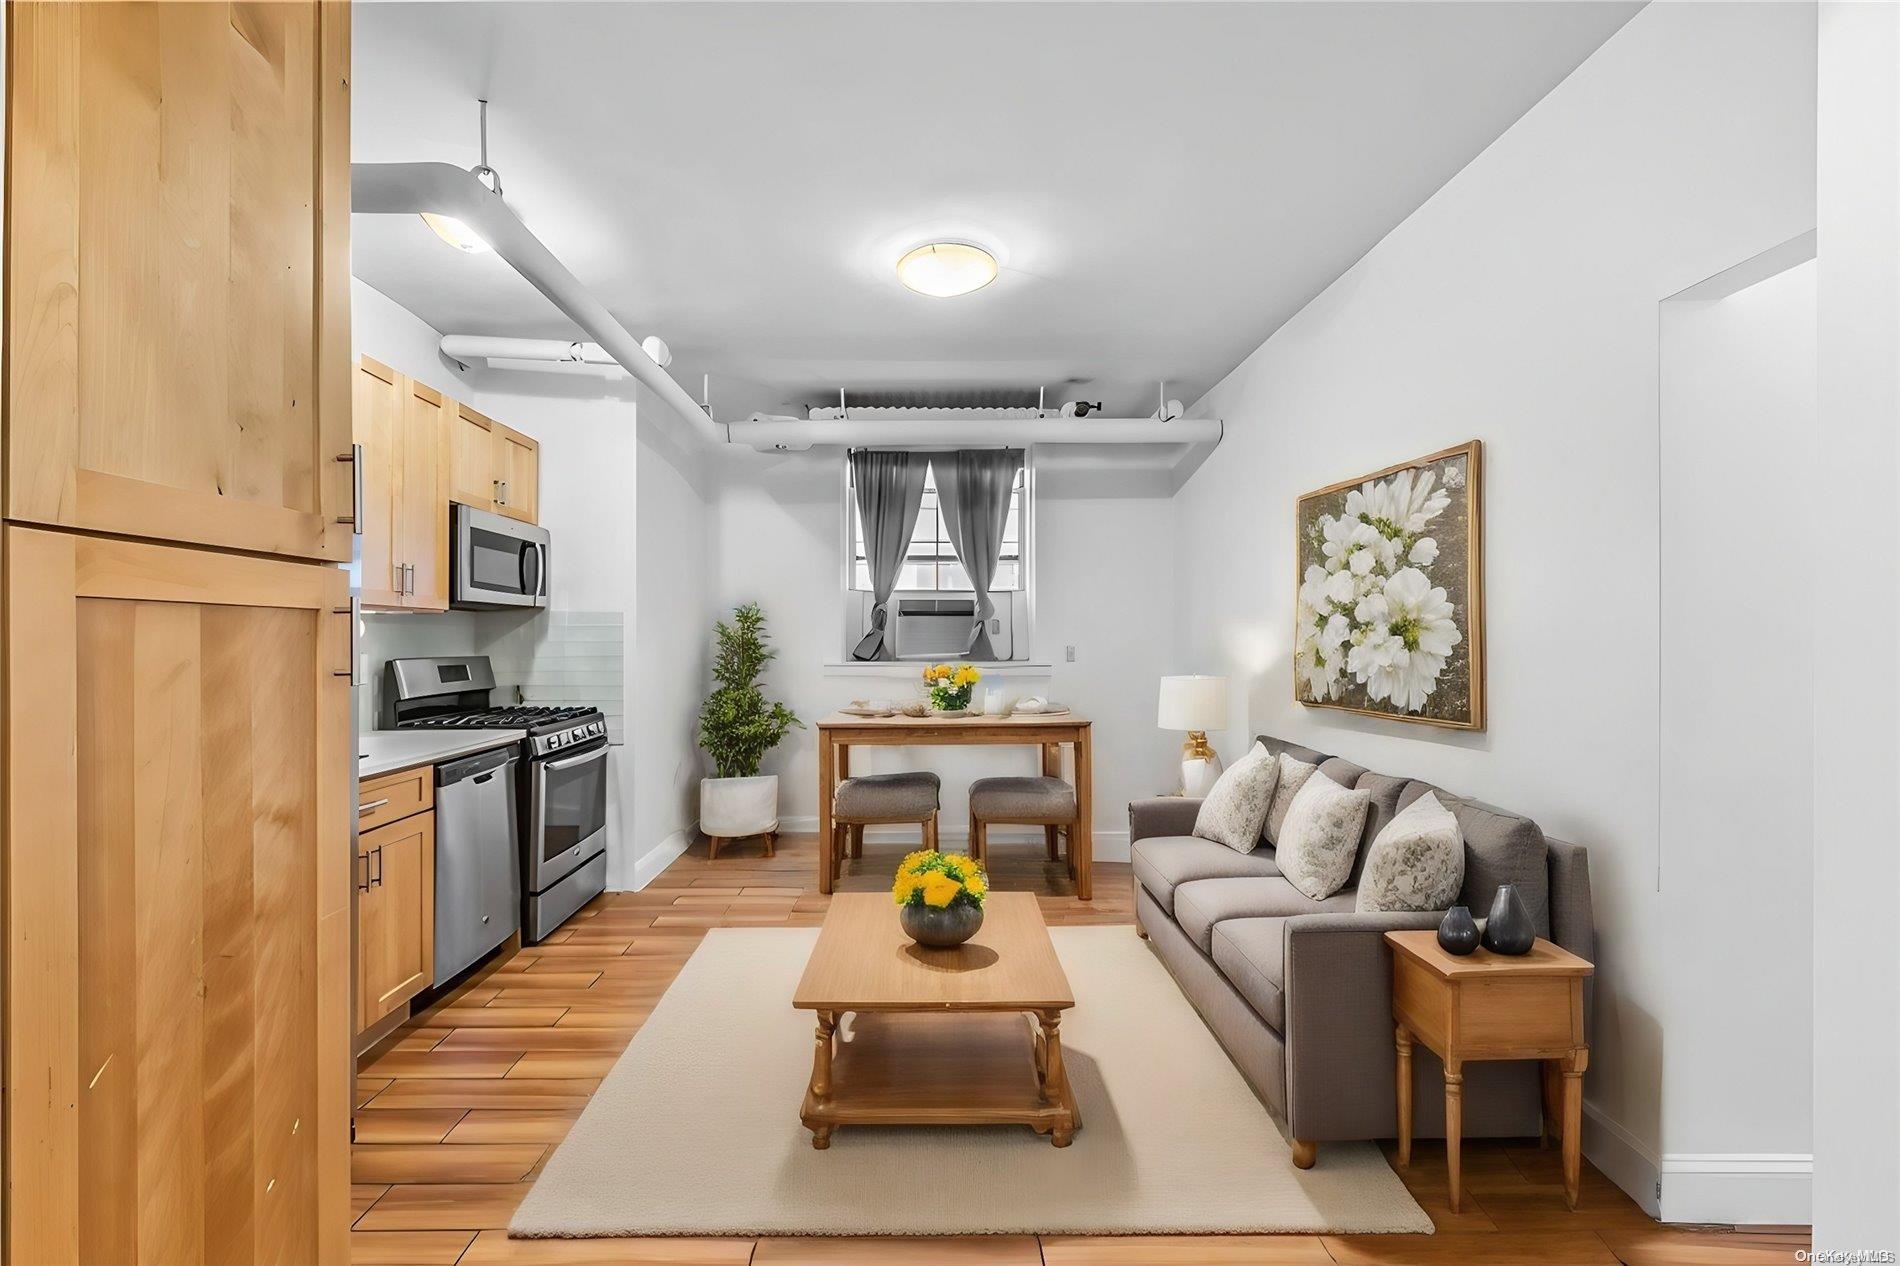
[510,926,1432,1237]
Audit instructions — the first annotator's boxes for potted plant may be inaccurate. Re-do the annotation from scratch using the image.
[921,662,982,713]
[698,603,802,855]
[892,850,989,947]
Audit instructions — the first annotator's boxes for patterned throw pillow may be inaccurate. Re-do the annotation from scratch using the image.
[1356,791,1465,913]
[1276,773,1373,900]
[1191,741,1281,853]
[1264,753,1320,845]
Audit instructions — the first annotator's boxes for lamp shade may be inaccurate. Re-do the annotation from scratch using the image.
[1158,675,1228,732]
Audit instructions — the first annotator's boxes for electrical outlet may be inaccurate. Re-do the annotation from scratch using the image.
[1065,645,1076,663]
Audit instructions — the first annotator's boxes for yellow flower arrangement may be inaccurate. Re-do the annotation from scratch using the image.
[922,661,982,712]
[891,849,989,909]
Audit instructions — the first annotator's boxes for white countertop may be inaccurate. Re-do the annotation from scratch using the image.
[358,728,527,780]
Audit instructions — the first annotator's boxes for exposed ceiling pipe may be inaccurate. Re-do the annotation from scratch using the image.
[353,161,727,444]
[725,415,1224,453]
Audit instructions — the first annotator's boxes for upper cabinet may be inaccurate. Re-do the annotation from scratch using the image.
[6,1,353,562]
[449,402,540,524]
[353,358,449,612]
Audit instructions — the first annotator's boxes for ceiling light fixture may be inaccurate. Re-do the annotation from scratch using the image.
[422,99,503,254]
[896,241,998,298]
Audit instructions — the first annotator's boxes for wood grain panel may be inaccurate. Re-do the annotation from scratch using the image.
[4,527,349,1264]
[6,0,351,561]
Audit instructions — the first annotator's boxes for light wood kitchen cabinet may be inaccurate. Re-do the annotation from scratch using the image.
[353,359,449,611]
[448,401,541,522]
[6,0,354,563]
[494,422,542,523]
[357,809,436,1032]
[3,525,352,1266]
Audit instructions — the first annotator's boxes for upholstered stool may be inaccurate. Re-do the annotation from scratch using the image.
[968,775,1078,867]
[832,771,941,867]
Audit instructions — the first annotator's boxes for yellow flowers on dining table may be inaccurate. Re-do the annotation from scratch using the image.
[891,849,988,908]
[922,662,982,689]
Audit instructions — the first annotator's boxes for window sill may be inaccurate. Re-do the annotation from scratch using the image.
[822,661,1054,677]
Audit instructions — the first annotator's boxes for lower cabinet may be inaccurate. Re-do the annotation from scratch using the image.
[357,768,437,1034]
[3,525,352,1265]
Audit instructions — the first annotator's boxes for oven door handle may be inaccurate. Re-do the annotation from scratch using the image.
[542,744,608,773]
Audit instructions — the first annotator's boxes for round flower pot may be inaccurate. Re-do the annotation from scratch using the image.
[900,901,984,948]
[699,774,779,838]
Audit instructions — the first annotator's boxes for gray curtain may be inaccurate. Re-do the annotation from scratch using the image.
[931,448,1025,661]
[849,449,930,661]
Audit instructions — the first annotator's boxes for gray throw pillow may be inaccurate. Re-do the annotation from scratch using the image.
[1191,741,1280,853]
[1356,791,1465,913]
[1264,753,1320,845]
[1276,772,1372,901]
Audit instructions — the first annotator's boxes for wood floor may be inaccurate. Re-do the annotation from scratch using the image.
[351,833,1808,1265]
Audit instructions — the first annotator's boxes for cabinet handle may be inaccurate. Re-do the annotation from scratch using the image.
[356,852,372,892]
[371,846,384,888]
[499,479,509,506]
[359,797,390,816]
[335,445,363,532]
[333,596,360,681]
[404,562,416,595]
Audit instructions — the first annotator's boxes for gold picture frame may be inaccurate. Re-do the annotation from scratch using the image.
[1293,440,1484,730]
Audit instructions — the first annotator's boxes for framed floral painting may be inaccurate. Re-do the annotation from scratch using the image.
[1294,440,1484,730]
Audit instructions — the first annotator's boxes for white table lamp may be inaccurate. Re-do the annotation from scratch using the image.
[1158,675,1228,797]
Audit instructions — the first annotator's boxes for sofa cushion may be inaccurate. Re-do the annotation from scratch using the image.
[1350,771,1410,886]
[1191,741,1280,852]
[1276,774,1374,900]
[1318,756,1367,794]
[1172,876,1354,952]
[1131,835,1281,912]
[1444,795,1551,937]
[1264,753,1322,845]
[834,771,941,819]
[1211,917,1287,1032]
[1257,735,1329,767]
[1356,790,1465,913]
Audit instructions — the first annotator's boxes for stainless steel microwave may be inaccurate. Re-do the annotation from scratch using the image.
[451,503,550,609]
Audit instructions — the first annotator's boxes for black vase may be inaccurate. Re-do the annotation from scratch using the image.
[1482,884,1536,955]
[1436,905,1481,956]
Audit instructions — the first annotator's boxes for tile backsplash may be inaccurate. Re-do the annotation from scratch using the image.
[359,608,626,743]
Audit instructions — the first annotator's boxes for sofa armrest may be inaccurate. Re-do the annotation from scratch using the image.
[1128,796,1202,844]
[1280,909,1443,1140]
[1545,837,1595,1034]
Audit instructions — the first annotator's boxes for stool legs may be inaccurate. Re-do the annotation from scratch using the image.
[971,818,987,864]
[924,811,940,851]
[1044,825,1060,861]
[848,823,864,859]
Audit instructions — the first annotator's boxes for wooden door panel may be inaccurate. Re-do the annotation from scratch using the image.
[402,383,449,610]
[358,814,434,1028]
[495,424,540,523]
[447,403,498,510]
[6,1,352,562]
[354,357,405,608]
[5,526,351,1266]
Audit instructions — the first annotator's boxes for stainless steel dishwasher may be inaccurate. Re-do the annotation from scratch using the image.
[433,746,522,985]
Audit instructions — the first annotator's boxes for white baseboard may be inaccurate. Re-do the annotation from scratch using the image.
[1583,1101,1662,1217]
[626,829,692,892]
[776,814,1131,862]
[1659,1153,1812,1225]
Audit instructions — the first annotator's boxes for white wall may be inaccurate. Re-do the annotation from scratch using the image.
[1171,1,1815,1216]
[1813,0,1900,1250]
[705,449,1180,859]
[1658,255,1815,1223]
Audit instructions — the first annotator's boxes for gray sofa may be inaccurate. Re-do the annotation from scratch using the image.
[1129,734,1594,1168]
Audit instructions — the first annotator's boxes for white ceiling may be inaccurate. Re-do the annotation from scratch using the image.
[351,1,1640,418]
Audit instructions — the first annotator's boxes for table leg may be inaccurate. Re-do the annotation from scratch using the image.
[1395,1022,1413,1168]
[1444,1060,1464,1213]
[1073,728,1093,900]
[1562,1048,1588,1209]
[808,1011,837,1149]
[1542,1060,1562,1149]
[817,733,835,895]
[1037,1010,1076,1146]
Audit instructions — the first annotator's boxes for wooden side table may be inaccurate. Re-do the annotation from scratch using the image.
[1384,930,1594,1212]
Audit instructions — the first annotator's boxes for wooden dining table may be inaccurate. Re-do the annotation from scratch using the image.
[814,711,1093,899]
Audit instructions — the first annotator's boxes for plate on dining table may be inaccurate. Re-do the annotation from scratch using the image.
[838,706,897,718]
[1012,702,1071,716]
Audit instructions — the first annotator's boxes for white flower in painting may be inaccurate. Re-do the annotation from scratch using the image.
[1353,586,1389,628]
[1322,569,1356,607]
[1408,537,1439,567]
[1376,567,1462,712]
[1349,547,1376,577]
[1319,515,1356,572]
[1347,624,1410,705]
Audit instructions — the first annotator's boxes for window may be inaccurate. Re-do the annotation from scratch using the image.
[849,460,1027,593]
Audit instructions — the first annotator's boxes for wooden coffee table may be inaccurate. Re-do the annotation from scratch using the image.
[792,892,1079,1149]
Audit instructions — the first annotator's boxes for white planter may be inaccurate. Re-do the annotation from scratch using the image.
[700,774,780,837]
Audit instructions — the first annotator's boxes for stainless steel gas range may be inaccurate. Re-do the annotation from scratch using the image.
[384,656,610,943]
